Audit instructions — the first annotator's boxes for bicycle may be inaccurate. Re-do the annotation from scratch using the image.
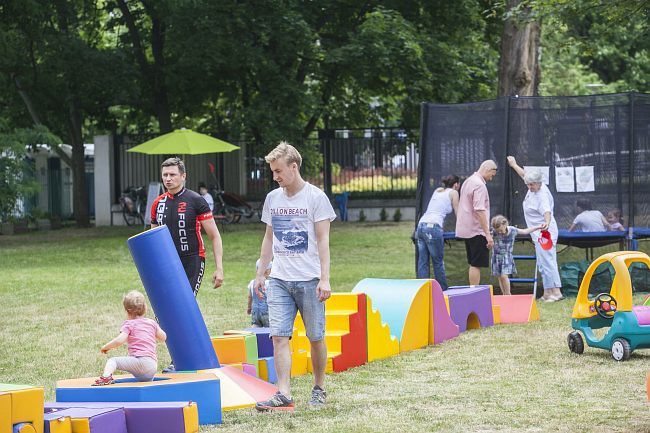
[208,186,262,224]
[119,186,146,226]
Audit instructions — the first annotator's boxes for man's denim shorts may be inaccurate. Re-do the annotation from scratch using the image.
[266,277,325,341]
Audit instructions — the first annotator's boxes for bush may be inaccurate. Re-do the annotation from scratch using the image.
[393,208,402,222]
[380,208,388,221]
[358,210,366,222]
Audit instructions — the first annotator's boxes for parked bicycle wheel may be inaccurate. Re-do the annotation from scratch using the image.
[120,196,144,226]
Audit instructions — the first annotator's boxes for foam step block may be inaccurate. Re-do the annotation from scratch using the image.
[446,285,494,332]
[55,373,220,425]
[0,384,44,433]
[45,402,198,433]
[43,413,72,433]
[243,328,273,358]
[44,408,126,433]
[293,293,368,373]
[258,357,277,384]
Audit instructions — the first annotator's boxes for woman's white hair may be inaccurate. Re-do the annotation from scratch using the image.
[524,169,543,184]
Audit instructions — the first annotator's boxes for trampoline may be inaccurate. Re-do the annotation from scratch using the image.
[416,92,650,274]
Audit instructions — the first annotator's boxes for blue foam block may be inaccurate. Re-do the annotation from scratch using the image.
[127,226,219,370]
[56,375,221,425]
[244,327,274,358]
[258,356,277,384]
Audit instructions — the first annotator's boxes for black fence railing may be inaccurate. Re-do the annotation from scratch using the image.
[245,127,419,200]
[115,127,419,203]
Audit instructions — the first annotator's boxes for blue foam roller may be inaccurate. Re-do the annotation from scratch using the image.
[127,226,220,370]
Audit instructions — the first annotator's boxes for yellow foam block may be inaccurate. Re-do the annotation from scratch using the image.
[306,352,334,373]
[183,403,199,433]
[529,300,540,321]
[211,335,247,365]
[13,425,36,433]
[492,304,501,324]
[366,296,399,362]
[46,416,71,433]
[0,386,44,433]
[399,281,430,352]
[291,350,308,377]
[70,418,91,433]
[1,393,10,433]
[327,293,361,310]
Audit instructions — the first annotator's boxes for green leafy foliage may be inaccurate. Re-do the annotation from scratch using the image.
[0,125,59,221]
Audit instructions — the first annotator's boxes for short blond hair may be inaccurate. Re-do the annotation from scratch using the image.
[491,214,509,230]
[123,290,147,316]
[265,141,302,167]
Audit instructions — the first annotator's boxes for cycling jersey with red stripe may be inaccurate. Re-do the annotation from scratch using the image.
[150,188,213,258]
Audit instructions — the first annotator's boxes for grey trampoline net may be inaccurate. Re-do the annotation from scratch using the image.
[417,93,650,233]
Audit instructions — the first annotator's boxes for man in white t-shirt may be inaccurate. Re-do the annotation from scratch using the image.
[254,142,336,412]
[569,199,608,232]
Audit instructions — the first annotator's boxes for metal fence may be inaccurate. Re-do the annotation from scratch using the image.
[245,127,419,200]
[114,127,419,203]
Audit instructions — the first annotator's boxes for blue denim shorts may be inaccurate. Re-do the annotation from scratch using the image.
[267,277,325,341]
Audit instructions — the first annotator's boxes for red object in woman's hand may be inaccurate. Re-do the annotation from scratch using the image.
[538,230,553,250]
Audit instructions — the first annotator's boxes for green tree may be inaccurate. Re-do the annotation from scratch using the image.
[0,125,59,222]
[0,0,135,226]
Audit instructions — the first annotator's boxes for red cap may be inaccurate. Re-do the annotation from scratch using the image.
[538,230,553,250]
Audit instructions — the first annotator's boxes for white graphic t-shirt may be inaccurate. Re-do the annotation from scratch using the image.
[261,183,336,281]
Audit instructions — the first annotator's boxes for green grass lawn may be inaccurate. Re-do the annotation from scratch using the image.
[2,222,650,432]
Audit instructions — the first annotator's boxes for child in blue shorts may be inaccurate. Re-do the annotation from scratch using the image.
[247,259,271,327]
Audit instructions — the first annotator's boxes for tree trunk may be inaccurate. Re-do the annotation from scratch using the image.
[67,102,90,227]
[497,0,541,97]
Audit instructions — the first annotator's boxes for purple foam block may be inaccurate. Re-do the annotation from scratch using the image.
[430,279,460,344]
[446,285,494,332]
[45,402,191,433]
[44,408,126,433]
[244,327,274,358]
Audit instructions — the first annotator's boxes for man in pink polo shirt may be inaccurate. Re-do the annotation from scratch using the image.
[455,160,498,285]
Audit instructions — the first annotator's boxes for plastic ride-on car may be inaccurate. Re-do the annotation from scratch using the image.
[568,251,650,361]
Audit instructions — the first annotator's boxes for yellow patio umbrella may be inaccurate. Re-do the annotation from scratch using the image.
[127,129,239,155]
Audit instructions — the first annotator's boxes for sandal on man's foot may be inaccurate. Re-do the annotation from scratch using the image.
[255,392,295,412]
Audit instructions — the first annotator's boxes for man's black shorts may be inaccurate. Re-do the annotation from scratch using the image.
[464,235,489,268]
[180,255,205,296]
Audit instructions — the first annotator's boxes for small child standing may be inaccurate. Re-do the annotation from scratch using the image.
[93,290,167,386]
[491,215,542,296]
[247,259,271,328]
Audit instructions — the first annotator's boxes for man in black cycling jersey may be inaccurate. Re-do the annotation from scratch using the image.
[151,157,224,294]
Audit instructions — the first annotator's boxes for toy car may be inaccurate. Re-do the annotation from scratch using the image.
[568,251,650,361]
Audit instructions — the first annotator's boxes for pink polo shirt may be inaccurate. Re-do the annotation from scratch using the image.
[455,172,490,238]
[120,317,159,360]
